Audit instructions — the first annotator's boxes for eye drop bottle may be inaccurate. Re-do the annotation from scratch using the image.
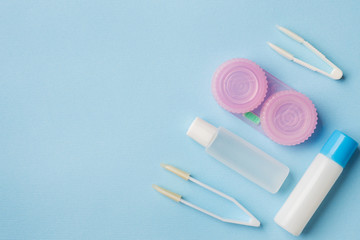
[274,130,358,236]
[186,117,289,193]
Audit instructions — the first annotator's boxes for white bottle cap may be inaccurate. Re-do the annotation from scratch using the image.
[186,117,218,147]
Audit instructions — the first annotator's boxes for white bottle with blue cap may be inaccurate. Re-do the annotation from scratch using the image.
[274,130,358,236]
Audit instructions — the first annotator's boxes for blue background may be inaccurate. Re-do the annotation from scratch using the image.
[1,1,359,239]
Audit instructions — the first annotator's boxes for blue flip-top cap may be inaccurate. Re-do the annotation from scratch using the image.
[320,130,358,168]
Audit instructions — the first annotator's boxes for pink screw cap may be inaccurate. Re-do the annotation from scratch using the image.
[212,59,268,113]
[260,90,318,146]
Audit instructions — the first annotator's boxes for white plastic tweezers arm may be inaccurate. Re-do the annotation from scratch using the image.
[189,176,260,226]
[180,199,258,226]
[156,164,260,227]
[269,26,343,80]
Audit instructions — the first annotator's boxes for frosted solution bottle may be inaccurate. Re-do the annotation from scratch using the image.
[274,130,358,236]
[186,117,289,193]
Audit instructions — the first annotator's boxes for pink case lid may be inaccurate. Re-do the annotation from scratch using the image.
[260,90,318,146]
[212,59,268,113]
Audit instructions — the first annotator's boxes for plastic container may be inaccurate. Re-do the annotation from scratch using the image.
[260,90,318,145]
[187,117,289,193]
[274,130,358,236]
[212,58,318,146]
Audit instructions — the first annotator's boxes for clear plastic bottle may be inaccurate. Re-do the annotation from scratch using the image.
[186,117,289,193]
[274,130,358,236]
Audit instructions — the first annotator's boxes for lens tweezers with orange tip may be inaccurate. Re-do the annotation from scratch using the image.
[153,164,260,227]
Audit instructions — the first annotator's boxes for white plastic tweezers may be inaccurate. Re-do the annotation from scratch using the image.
[268,25,343,80]
[153,164,260,227]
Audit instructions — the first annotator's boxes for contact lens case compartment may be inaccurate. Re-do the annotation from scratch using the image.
[212,59,318,146]
[234,70,291,129]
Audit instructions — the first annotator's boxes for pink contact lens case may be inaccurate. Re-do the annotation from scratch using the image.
[212,58,318,146]
[260,90,318,145]
[212,58,268,113]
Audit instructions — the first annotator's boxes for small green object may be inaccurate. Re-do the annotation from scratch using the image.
[244,112,260,125]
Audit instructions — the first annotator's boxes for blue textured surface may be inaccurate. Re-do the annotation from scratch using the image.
[320,130,358,168]
[1,1,360,239]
